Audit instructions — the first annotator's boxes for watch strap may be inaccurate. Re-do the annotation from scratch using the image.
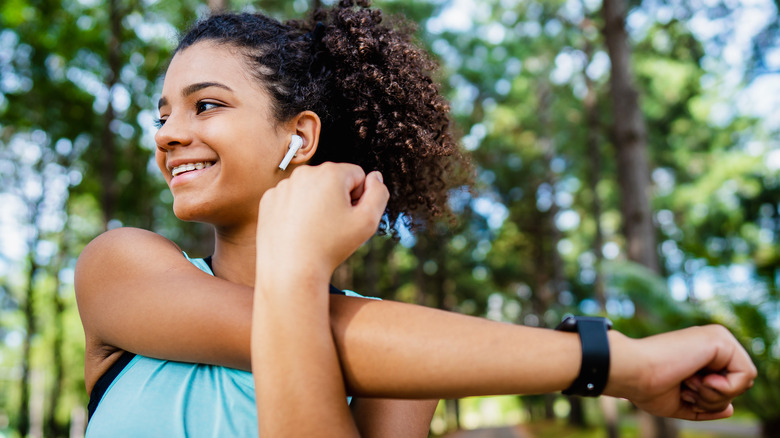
[555,316,611,397]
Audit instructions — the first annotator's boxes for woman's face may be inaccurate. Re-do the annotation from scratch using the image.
[155,41,289,227]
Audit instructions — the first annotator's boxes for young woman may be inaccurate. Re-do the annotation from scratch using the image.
[75,1,757,436]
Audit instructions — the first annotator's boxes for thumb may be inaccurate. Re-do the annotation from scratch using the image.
[354,171,389,220]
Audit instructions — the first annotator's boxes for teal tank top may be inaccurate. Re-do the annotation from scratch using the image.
[86,254,369,437]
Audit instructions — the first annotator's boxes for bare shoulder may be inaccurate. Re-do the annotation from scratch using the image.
[74,227,202,332]
[75,227,190,298]
[75,227,190,392]
[76,227,181,275]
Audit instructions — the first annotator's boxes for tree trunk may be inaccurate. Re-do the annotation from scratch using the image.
[100,0,122,229]
[601,396,620,438]
[543,394,556,420]
[529,84,563,321]
[17,258,37,437]
[414,233,448,308]
[583,23,620,437]
[45,239,69,438]
[363,239,380,298]
[601,0,670,437]
[387,241,400,300]
[17,171,46,438]
[601,0,659,274]
[568,396,585,427]
[583,36,607,308]
[45,290,65,437]
[445,398,460,431]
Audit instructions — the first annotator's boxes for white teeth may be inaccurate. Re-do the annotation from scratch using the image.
[171,161,213,177]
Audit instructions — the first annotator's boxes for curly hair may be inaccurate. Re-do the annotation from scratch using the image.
[175,0,470,232]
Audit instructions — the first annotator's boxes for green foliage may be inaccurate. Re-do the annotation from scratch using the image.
[729,299,780,422]
[1,0,779,434]
[604,261,713,336]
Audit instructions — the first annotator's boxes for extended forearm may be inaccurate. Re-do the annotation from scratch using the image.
[328,295,583,398]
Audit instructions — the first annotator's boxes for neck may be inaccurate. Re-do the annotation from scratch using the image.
[211,221,258,288]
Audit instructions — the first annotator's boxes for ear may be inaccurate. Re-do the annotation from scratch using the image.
[283,111,321,168]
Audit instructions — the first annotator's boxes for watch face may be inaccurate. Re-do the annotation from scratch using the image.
[555,316,613,332]
[555,316,578,332]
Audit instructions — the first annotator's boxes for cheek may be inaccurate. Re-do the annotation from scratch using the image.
[232,134,284,170]
[154,150,169,181]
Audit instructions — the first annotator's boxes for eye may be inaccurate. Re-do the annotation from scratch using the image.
[153,117,166,128]
[196,101,221,114]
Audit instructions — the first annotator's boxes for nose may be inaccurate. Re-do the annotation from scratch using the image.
[154,113,193,152]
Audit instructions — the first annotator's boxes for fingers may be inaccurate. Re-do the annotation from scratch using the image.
[682,376,731,413]
[342,167,388,214]
[315,163,383,213]
[696,325,757,398]
[703,326,757,383]
[354,171,389,219]
[338,163,367,202]
[330,165,388,224]
[710,369,756,402]
[672,326,757,420]
[676,393,734,421]
[265,164,387,270]
[681,370,752,414]
[718,360,757,398]
[628,325,756,422]
[681,404,734,422]
[694,405,734,421]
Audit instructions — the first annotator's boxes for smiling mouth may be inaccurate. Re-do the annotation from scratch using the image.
[171,161,215,177]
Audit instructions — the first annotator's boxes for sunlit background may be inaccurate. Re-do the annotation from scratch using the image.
[1,0,779,437]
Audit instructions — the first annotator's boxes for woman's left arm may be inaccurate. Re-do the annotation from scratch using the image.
[252,163,396,436]
[252,275,358,436]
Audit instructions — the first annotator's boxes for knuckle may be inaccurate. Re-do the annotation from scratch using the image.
[318,162,340,176]
[703,323,727,336]
[702,324,731,347]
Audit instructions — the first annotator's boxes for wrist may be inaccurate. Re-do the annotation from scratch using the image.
[255,259,332,299]
[602,331,643,400]
[255,248,333,290]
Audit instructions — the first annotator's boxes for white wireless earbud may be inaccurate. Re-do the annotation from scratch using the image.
[278,135,304,170]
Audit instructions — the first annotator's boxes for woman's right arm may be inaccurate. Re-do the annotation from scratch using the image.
[75,227,255,390]
[75,228,756,420]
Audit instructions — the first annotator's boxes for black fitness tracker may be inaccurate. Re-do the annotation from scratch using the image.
[555,315,612,397]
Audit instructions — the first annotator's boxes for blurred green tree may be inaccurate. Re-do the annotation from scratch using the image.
[1,0,778,436]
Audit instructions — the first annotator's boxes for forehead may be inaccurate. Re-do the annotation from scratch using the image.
[162,41,263,96]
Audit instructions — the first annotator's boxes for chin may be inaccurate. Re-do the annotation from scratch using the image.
[172,200,213,223]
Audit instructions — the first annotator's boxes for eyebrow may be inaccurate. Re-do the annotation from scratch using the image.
[157,82,233,109]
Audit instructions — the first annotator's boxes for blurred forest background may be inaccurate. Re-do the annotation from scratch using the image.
[1,0,779,437]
